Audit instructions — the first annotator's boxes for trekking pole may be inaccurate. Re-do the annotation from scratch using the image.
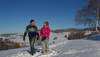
[24,16,28,47]
[24,40,26,47]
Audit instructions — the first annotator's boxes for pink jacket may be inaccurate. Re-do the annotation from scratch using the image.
[40,26,50,39]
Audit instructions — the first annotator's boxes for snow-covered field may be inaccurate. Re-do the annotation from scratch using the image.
[0,32,100,57]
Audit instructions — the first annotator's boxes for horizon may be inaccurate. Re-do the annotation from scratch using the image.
[0,28,86,34]
[0,0,88,33]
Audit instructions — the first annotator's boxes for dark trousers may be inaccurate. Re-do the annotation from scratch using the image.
[29,37,36,53]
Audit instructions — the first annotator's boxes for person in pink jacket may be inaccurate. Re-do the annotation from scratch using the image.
[40,21,50,54]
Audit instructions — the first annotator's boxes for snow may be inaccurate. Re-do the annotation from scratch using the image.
[10,48,57,57]
[84,31,92,35]
[84,34,100,41]
[1,32,100,57]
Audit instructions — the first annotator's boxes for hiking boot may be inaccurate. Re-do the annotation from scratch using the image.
[41,51,46,55]
[31,52,36,55]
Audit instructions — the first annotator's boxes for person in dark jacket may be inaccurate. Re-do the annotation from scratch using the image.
[23,20,39,55]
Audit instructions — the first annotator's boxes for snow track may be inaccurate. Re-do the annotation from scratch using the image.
[10,49,57,57]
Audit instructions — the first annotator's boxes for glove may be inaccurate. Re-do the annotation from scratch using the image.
[37,37,39,40]
[37,35,40,40]
[23,36,25,41]
[41,36,47,41]
[36,32,39,40]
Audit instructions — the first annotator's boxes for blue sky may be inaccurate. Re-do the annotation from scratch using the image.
[0,0,88,33]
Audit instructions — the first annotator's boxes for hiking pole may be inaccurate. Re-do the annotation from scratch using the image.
[22,40,27,55]
[24,40,26,47]
[23,40,27,53]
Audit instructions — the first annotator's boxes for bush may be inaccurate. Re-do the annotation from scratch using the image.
[68,31,85,40]
[0,38,20,51]
[11,43,20,48]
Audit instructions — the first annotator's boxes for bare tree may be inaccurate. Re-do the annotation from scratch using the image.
[75,0,100,32]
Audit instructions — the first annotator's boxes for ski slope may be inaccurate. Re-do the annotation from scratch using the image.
[0,33,100,57]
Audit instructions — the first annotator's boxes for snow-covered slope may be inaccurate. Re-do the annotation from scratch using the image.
[0,33,100,57]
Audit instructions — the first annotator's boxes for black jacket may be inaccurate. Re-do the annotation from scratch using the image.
[23,25,39,40]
